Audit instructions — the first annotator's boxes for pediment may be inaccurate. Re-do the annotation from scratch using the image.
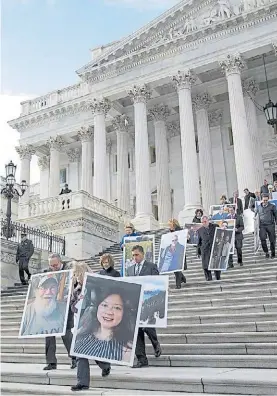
[76,0,262,79]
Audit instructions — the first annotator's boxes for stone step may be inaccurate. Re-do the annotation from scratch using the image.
[1,363,277,394]
[2,342,277,356]
[3,331,276,345]
[0,382,196,396]
[2,320,277,336]
[2,353,277,369]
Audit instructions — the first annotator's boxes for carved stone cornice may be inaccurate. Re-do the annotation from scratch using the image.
[90,98,111,116]
[192,93,213,111]
[172,70,196,91]
[77,126,93,142]
[37,155,50,171]
[112,115,130,132]
[67,148,81,163]
[219,54,245,75]
[47,136,64,151]
[167,121,180,139]
[128,85,151,104]
[208,109,223,127]
[149,104,170,122]
[242,78,259,97]
[15,145,36,160]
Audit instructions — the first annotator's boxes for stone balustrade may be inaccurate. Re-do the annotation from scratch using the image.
[20,83,89,116]
[21,191,128,223]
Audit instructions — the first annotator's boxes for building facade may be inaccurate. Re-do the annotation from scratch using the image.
[8,0,277,258]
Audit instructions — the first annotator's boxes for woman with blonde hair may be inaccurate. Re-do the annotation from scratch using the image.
[70,261,111,391]
[168,219,187,289]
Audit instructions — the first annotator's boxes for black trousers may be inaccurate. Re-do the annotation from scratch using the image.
[135,327,159,363]
[76,358,110,387]
[174,271,186,287]
[203,269,221,281]
[229,239,243,265]
[45,329,75,364]
[18,258,31,284]
[260,225,276,255]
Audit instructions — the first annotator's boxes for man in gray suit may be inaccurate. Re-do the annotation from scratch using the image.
[127,245,162,368]
[43,253,76,371]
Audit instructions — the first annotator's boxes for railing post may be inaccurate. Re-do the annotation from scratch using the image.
[49,233,53,253]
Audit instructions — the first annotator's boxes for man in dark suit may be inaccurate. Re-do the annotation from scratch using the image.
[16,232,34,285]
[229,191,243,216]
[127,245,162,368]
[227,206,244,267]
[197,216,220,281]
[43,253,76,371]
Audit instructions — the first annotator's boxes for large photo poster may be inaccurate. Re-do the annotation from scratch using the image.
[123,235,155,276]
[208,228,233,271]
[184,223,202,246]
[210,204,235,220]
[211,219,235,254]
[127,275,168,328]
[254,215,260,253]
[19,270,73,338]
[157,229,188,274]
[71,273,143,367]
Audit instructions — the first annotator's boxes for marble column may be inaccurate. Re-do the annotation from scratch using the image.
[172,70,202,223]
[78,126,93,195]
[112,115,130,212]
[128,84,157,231]
[208,110,228,199]
[15,145,35,203]
[106,138,112,203]
[67,148,81,192]
[37,155,50,199]
[242,78,264,187]
[149,104,172,225]
[193,93,216,212]
[90,98,110,201]
[47,136,64,197]
[220,54,257,194]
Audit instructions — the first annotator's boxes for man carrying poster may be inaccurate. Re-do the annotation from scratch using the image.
[209,228,233,271]
[126,245,162,368]
[227,206,244,267]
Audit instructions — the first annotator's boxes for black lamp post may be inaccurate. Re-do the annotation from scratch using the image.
[1,160,27,239]
[262,55,277,134]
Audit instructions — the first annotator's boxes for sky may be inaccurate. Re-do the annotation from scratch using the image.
[1,0,179,184]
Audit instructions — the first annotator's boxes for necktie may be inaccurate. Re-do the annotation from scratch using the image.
[135,264,140,276]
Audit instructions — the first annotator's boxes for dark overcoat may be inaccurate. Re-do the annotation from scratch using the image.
[197,223,219,270]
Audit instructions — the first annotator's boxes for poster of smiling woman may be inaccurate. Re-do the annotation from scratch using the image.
[19,270,73,338]
[71,273,143,366]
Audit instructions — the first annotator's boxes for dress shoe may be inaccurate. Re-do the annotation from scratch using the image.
[71,384,89,391]
[175,285,181,289]
[238,262,243,266]
[271,254,275,259]
[133,360,148,368]
[43,363,57,370]
[102,367,111,377]
[265,253,270,259]
[71,359,77,369]
[154,345,162,358]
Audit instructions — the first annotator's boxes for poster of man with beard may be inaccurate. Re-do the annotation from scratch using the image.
[19,270,73,338]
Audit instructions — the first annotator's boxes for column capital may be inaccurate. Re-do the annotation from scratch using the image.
[166,120,180,139]
[208,109,223,127]
[172,70,196,91]
[219,54,245,76]
[112,114,130,132]
[77,126,93,142]
[149,104,170,122]
[67,148,81,163]
[47,136,64,151]
[242,78,259,97]
[38,155,50,170]
[90,97,111,116]
[192,93,213,111]
[128,84,151,104]
[15,145,35,160]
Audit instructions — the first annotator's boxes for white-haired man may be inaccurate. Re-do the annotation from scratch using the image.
[43,253,76,371]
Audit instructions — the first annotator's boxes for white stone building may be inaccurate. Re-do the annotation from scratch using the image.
[8,0,277,259]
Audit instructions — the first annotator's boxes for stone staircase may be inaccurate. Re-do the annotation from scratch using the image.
[1,229,277,395]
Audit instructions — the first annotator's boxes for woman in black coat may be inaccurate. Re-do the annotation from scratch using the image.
[168,219,187,289]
